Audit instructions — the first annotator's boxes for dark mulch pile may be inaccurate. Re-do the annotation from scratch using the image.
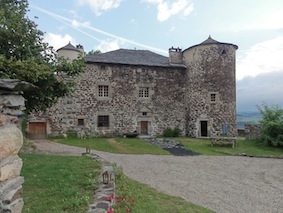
[163,148,200,156]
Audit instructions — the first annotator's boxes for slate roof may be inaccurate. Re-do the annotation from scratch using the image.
[183,36,238,51]
[85,49,185,68]
[57,42,81,52]
[200,35,220,45]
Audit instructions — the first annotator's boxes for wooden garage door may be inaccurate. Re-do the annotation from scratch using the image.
[29,122,47,139]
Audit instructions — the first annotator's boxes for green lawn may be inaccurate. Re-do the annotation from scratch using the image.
[114,168,214,213]
[54,137,169,155]
[54,137,283,157]
[20,154,100,213]
[20,153,213,213]
[177,137,283,156]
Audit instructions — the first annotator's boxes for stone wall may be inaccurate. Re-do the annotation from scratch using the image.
[0,79,35,213]
[245,124,262,140]
[45,64,187,137]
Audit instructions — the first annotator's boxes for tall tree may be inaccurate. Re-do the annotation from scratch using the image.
[0,0,85,113]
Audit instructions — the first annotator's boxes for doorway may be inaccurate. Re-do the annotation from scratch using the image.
[200,121,208,137]
[28,122,47,139]
[140,121,148,135]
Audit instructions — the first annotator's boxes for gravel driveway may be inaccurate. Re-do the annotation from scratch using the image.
[32,140,283,213]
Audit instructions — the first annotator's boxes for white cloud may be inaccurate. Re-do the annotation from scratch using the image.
[142,0,194,21]
[44,33,77,51]
[95,39,125,53]
[71,20,90,28]
[76,0,121,15]
[236,36,283,80]
[245,10,283,30]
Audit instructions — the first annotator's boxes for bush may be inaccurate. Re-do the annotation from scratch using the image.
[163,127,173,137]
[172,127,181,137]
[163,127,181,137]
[257,103,283,147]
[66,130,78,139]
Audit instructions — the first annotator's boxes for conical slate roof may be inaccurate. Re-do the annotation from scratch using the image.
[200,35,220,45]
[183,36,238,51]
[57,42,80,52]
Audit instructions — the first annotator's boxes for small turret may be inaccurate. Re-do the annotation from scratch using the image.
[168,47,183,64]
[57,42,83,61]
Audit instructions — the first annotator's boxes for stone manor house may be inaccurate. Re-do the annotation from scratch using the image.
[28,36,238,139]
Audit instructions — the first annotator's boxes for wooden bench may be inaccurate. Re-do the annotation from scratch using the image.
[210,136,237,148]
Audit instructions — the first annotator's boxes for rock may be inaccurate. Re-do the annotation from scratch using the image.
[2,198,24,213]
[0,95,25,108]
[2,186,23,205]
[0,155,23,181]
[0,125,23,161]
[0,177,24,200]
[0,79,37,92]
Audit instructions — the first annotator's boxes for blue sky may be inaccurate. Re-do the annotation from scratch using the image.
[27,0,283,112]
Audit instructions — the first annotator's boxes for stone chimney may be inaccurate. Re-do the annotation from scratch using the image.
[0,79,36,213]
[76,44,85,57]
[169,47,183,64]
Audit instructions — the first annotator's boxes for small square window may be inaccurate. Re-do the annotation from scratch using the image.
[139,87,149,98]
[210,93,216,102]
[98,85,109,97]
[78,119,84,126]
[98,115,109,127]
[142,112,147,116]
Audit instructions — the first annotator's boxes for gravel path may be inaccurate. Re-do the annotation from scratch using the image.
[32,140,283,213]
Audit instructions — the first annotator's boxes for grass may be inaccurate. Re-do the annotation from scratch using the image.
[114,167,214,213]
[54,137,283,157]
[53,137,169,155]
[20,137,282,213]
[177,137,283,156]
[20,154,100,213]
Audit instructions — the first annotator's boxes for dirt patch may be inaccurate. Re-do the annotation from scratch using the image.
[107,138,129,153]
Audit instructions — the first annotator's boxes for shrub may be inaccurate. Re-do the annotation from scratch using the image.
[257,102,283,147]
[66,130,78,139]
[163,127,173,137]
[172,127,181,137]
[163,127,181,137]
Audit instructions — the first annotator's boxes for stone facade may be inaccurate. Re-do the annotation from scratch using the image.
[29,37,238,138]
[0,79,35,213]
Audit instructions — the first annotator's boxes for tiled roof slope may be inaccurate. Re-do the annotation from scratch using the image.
[85,49,185,68]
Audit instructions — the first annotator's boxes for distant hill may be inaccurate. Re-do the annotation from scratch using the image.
[237,111,261,129]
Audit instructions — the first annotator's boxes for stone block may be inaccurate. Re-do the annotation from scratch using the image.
[0,114,10,127]
[2,198,24,213]
[2,186,23,205]
[0,125,23,161]
[0,177,24,200]
[0,155,23,181]
[0,95,25,107]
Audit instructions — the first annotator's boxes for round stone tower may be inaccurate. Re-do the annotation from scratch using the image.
[57,42,84,61]
[183,36,238,137]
